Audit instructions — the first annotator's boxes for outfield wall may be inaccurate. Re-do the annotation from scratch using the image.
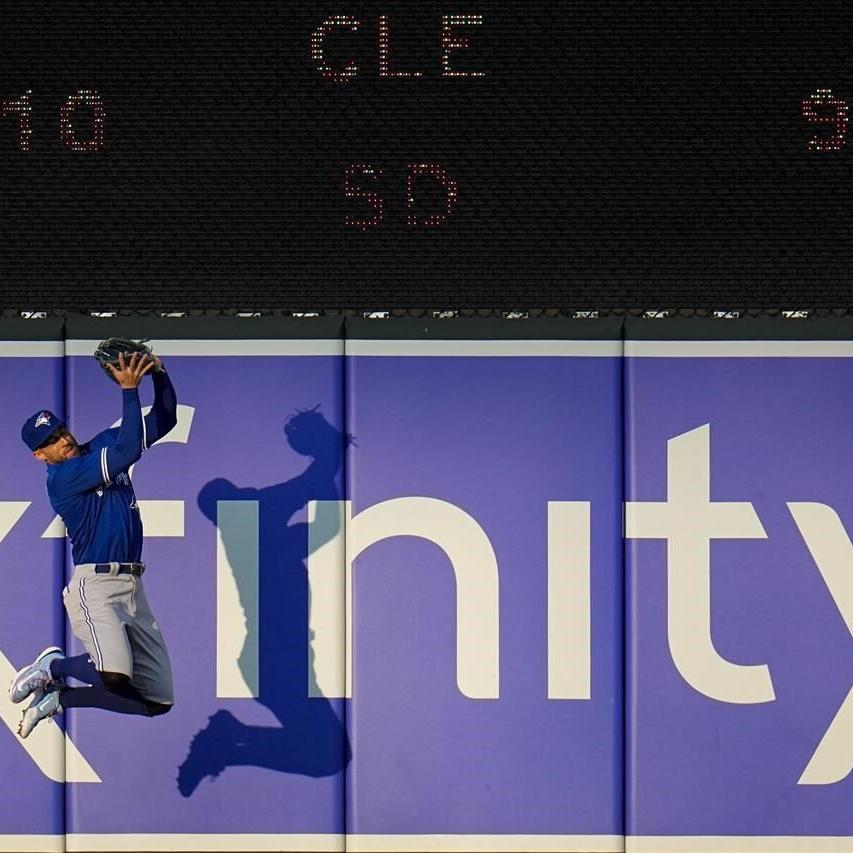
[0,317,851,852]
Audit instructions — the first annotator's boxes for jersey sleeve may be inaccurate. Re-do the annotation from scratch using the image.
[105,388,145,479]
[49,447,115,497]
[143,369,178,448]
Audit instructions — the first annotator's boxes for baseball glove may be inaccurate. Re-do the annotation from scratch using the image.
[93,337,155,383]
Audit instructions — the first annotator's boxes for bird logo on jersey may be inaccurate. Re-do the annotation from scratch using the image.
[35,412,51,428]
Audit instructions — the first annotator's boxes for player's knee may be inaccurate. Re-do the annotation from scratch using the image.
[146,701,172,717]
[100,671,130,691]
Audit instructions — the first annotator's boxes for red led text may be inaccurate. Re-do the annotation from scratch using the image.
[802,89,848,151]
[345,163,459,230]
[312,15,485,82]
[0,90,105,152]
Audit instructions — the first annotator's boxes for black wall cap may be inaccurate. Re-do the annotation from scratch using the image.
[64,315,344,341]
[0,318,64,341]
[625,318,853,342]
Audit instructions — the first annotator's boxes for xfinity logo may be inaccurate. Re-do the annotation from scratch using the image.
[2,420,851,788]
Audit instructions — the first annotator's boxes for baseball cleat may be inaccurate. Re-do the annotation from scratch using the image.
[17,688,62,739]
[9,646,65,704]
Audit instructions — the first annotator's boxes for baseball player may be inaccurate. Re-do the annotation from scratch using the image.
[12,349,178,737]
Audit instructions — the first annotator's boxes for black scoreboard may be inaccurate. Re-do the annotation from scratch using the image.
[0,3,850,309]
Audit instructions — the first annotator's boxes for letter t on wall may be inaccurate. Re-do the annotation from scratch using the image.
[625,424,774,704]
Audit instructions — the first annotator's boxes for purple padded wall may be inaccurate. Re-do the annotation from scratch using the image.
[0,320,65,852]
[626,319,853,852]
[344,318,624,852]
[62,316,346,852]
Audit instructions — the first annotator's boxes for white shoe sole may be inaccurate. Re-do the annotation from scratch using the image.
[18,694,59,739]
[9,646,63,703]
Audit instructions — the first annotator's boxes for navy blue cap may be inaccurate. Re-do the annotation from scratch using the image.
[21,410,67,452]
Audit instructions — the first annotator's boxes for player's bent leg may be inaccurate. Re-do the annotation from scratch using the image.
[64,570,134,677]
[99,670,131,691]
[50,653,102,686]
[59,575,172,721]
[126,585,174,706]
[62,670,171,718]
[59,683,157,717]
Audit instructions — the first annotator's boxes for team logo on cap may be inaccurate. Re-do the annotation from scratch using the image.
[35,412,51,428]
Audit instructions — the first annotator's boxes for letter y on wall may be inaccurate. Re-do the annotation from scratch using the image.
[789,502,853,785]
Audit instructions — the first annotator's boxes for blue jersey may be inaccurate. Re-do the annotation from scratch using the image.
[46,371,177,566]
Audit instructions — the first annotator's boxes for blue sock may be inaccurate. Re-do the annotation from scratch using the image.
[58,685,153,716]
[50,654,103,686]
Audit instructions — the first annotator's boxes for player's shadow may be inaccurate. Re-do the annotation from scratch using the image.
[177,407,351,796]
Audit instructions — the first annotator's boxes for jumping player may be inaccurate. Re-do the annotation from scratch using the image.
[12,351,178,737]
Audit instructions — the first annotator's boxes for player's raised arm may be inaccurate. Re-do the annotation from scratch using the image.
[104,351,154,480]
[143,359,178,448]
[48,353,153,496]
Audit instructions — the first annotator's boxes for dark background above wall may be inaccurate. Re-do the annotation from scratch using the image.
[0,1,850,311]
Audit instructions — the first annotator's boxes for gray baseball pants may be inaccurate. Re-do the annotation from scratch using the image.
[63,563,174,705]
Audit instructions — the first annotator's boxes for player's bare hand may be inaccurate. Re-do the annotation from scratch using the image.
[107,351,155,389]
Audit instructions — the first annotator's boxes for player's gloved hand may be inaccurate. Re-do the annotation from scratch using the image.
[107,351,155,389]
[94,337,163,382]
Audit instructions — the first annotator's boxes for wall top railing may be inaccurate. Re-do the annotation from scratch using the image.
[6,307,853,321]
